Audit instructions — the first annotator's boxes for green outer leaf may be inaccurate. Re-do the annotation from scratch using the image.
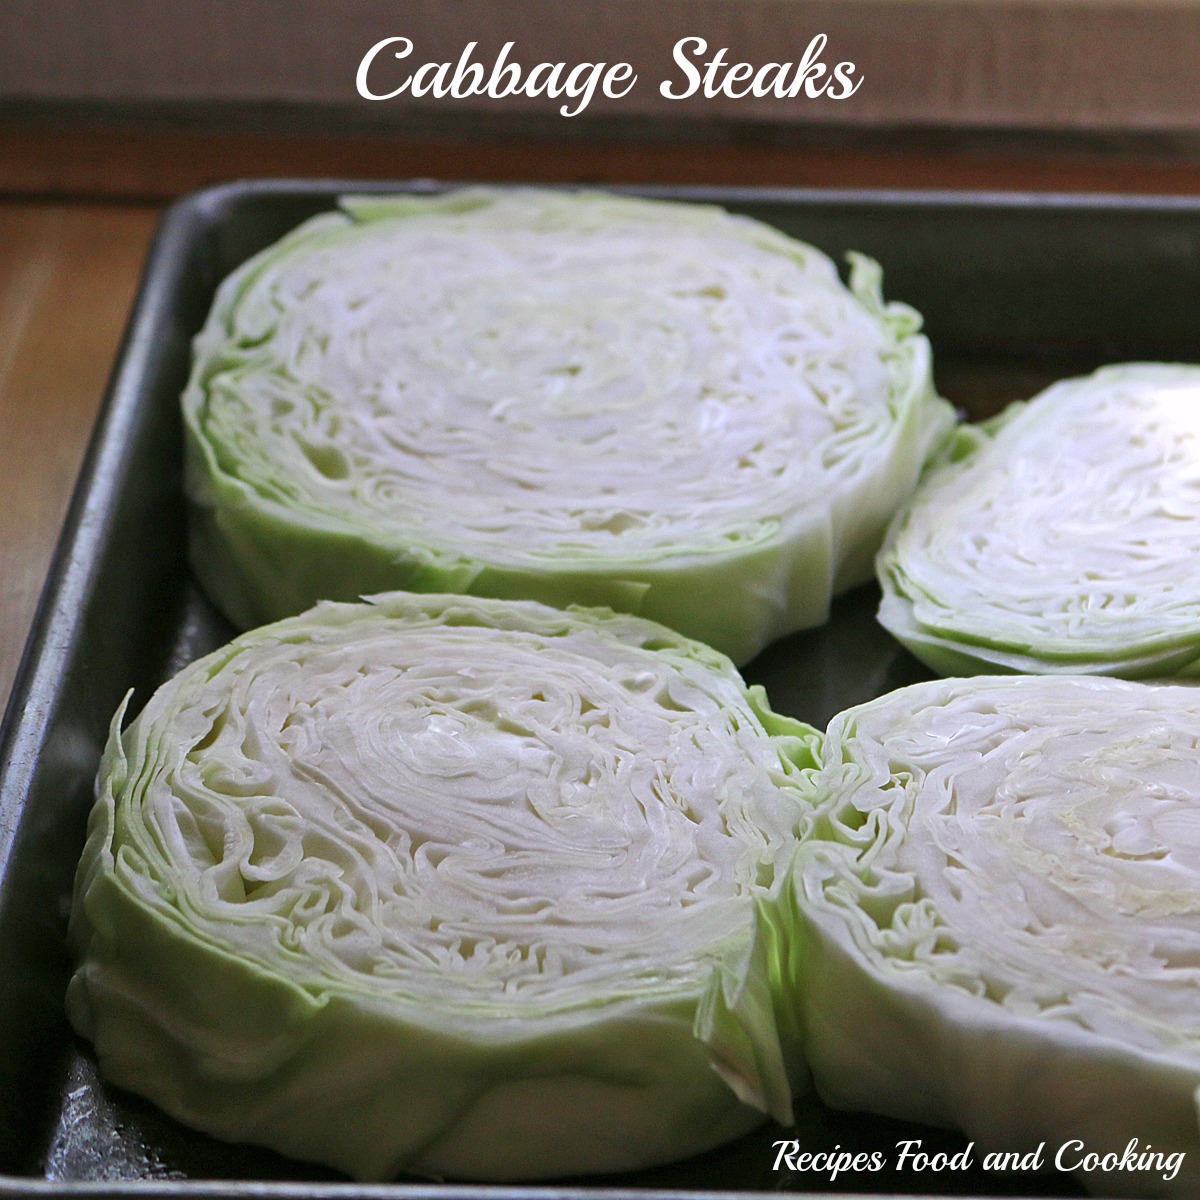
[183,187,953,665]
[877,362,1200,678]
[790,674,1200,1198]
[68,592,819,1181]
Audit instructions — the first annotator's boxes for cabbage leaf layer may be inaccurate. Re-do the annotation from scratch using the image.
[68,592,818,1181]
[878,363,1200,677]
[184,188,952,664]
[790,674,1200,1197]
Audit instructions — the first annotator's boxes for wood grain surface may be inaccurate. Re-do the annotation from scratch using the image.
[0,202,157,717]
[8,120,1200,202]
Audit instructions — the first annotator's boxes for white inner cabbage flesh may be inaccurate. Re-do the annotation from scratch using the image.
[123,605,800,1010]
[197,194,903,564]
[888,366,1200,655]
[816,677,1200,1053]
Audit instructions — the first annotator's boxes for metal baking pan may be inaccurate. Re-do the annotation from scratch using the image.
[5,179,1200,1199]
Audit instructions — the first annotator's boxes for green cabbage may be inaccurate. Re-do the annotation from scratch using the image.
[789,674,1200,1197]
[66,592,818,1181]
[183,187,952,664]
[878,363,1200,677]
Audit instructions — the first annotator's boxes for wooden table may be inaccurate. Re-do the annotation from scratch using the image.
[0,201,158,718]
[3,122,1200,725]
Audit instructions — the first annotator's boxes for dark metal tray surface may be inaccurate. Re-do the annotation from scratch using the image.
[4,179,1200,1200]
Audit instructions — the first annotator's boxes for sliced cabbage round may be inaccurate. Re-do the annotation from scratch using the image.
[878,362,1200,677]
[66,592,818,1181]
[789,674,1200,1198]
[183,187,952,664]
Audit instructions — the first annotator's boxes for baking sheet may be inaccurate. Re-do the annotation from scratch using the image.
[4,180,1200,1198]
